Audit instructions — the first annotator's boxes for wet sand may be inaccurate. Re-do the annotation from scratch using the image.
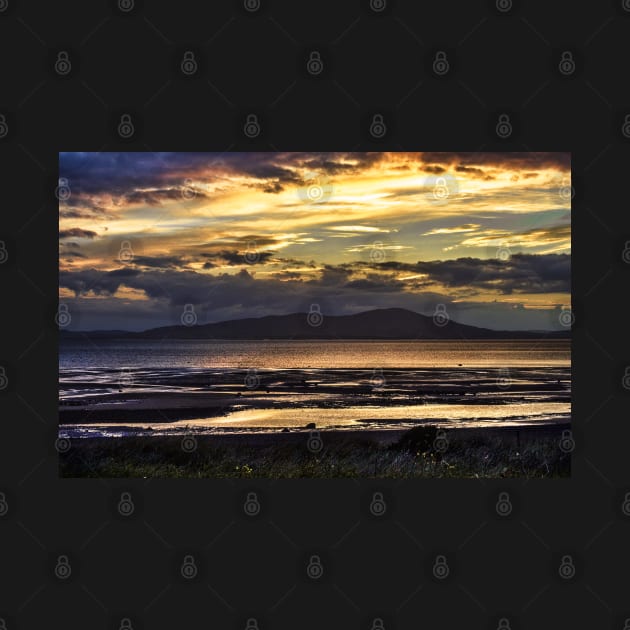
[59,367,570,429]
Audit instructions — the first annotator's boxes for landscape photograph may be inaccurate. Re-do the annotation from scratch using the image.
[58,151,571,478]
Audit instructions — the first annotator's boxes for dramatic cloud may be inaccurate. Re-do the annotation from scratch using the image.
[59,152,571,331]
[59,228,98,239]
[423,224,480,236]
[412,253,570,294]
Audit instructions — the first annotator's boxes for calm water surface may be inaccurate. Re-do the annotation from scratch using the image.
[60,339,570,369]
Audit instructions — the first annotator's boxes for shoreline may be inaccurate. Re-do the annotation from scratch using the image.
[62,421,570,445]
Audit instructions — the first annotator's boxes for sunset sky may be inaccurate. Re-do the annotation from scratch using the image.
[59,152,571,331]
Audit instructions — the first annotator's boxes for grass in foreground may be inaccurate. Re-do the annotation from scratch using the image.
[59,426,570,478]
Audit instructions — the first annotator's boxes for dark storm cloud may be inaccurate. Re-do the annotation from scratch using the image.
[344,278,404,292]
[61,267,255,306]
[60,267,140,296]
[59,205,117,220]
[323,252,570,295]
[419,152,570,171]
[60,253,569,309]
[58,152,390,202]
[201,249,276,265]
[60,250,86,259]
[272,270,303,280]
[123,187,207,205]
[59,250,570,331]
[58,152,569,206]
[59,228,98,239]
[455,165,488,178]
[412,253,570,294]
[314,265,352,286]
[422,165,447,174]
[262,181,285,193]
[102,249,279,272]
[131,255,190,269]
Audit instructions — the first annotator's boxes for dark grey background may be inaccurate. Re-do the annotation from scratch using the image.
[1,0,629,628]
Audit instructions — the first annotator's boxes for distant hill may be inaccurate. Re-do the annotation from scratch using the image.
[59,308,570,340]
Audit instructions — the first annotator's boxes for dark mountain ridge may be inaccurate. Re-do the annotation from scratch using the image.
[59,308,570,340]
